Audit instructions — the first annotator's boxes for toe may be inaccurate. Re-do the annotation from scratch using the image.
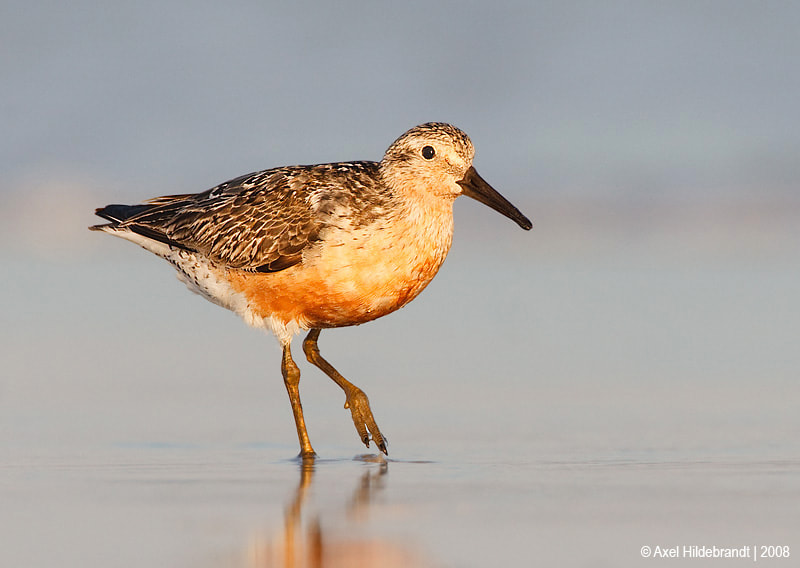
[375,436,388,455]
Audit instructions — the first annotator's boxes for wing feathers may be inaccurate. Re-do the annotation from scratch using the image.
[92,162,384,272]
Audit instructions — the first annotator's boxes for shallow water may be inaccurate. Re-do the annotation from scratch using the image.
[4,446,799,568]
[3,244,800,567]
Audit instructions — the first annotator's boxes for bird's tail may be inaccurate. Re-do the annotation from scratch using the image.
[89,203,153,231]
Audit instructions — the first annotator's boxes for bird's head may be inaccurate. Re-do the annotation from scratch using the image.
[381,122,532,230]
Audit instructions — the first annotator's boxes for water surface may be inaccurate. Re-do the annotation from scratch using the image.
[3,246,799,567]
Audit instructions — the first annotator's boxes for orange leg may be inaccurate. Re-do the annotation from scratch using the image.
[302,329,388,455]
[281,343,316,458]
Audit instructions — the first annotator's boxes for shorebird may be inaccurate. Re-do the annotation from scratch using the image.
[90,122,531,457]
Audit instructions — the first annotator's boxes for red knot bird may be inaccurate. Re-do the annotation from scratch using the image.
[90,122,532,457]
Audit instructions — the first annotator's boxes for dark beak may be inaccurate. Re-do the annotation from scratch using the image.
[457,166,532,230]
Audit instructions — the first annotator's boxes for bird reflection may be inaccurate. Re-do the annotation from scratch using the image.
[247,455,429,568]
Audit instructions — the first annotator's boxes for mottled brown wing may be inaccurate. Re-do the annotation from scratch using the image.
[118,168,321,272]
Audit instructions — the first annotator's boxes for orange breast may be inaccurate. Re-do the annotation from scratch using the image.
[226,214,453,329]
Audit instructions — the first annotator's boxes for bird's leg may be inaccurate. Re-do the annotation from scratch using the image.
[302,329,388,455]
[281,342,316,458]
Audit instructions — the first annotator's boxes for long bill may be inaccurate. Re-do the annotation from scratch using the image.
[456,166,532,230]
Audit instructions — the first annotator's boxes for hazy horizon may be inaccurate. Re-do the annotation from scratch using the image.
[2,1,799,261]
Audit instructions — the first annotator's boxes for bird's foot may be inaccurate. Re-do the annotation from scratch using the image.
[344,387,388,455]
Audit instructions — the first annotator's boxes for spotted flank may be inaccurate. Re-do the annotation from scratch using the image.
[91,122,532,457]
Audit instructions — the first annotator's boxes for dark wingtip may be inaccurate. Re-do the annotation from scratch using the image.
[93,203,153,224]
[90,205,121,232]
[93,206,113,223]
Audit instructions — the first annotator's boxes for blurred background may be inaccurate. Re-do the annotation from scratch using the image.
[3,0,799,257]
[2,2,799,567]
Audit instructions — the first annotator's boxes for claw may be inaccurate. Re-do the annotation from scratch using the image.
[377,439,388,455]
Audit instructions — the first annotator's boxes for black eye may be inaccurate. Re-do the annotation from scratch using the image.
[421,145,435,160]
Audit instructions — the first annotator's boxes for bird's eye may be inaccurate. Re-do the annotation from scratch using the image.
[421,145,435,160]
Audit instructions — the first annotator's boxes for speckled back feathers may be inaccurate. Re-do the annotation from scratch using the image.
[92,122,474,274]
[95,161,399,272]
